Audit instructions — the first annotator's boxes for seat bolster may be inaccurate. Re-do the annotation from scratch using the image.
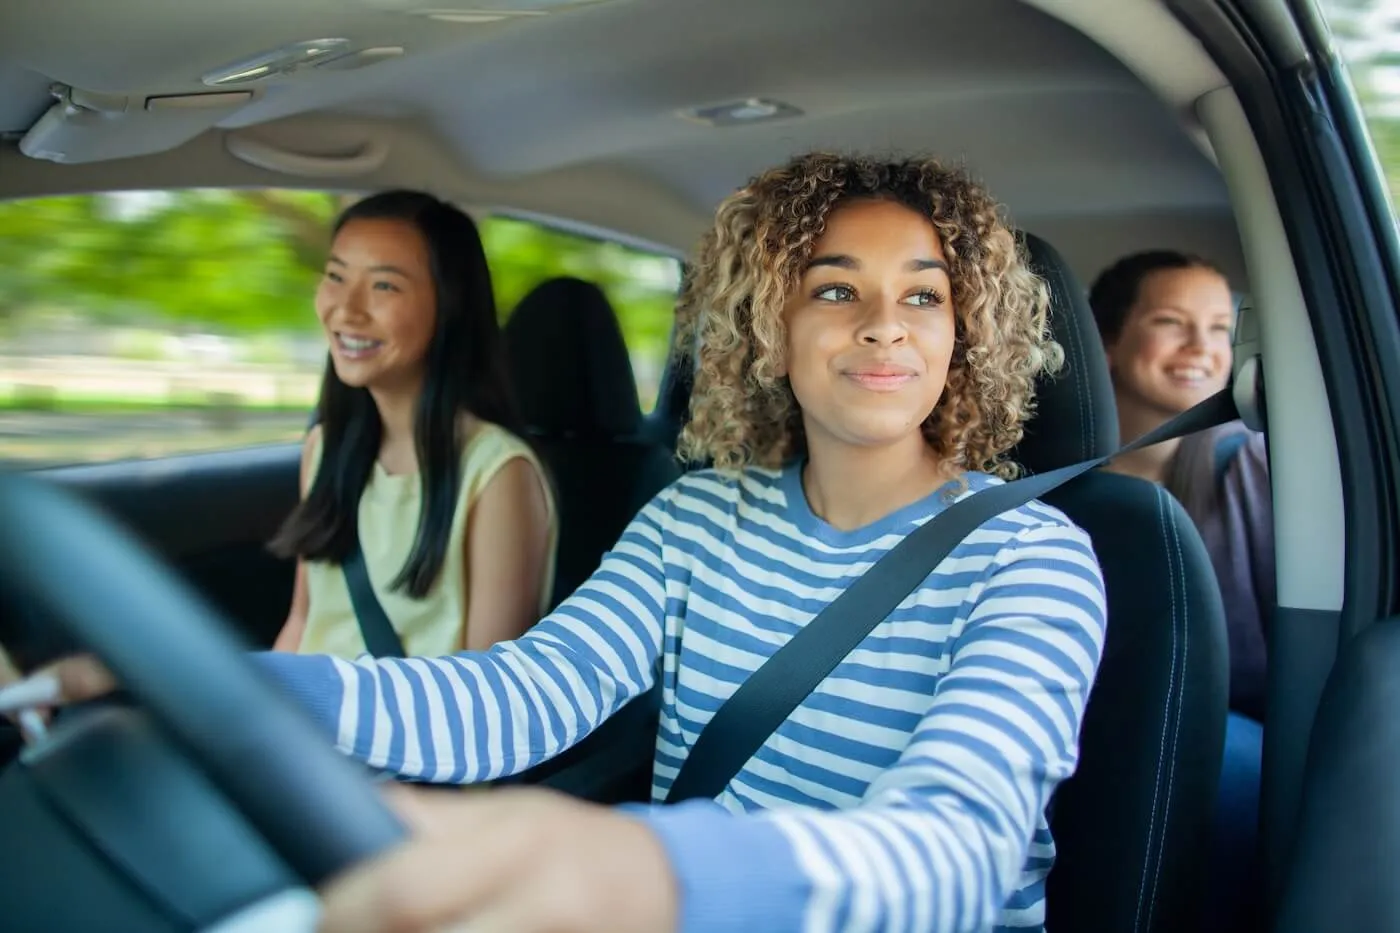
[1043,473,1229,933]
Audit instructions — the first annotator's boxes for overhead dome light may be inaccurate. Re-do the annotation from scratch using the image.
[201,39,355,86]
[680,98,803,127]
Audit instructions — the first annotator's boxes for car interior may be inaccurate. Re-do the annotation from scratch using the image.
[1,0,1398,931]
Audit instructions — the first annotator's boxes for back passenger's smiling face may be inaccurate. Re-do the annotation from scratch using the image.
[781,198,956,456]
[316,217,438,392]
[1106,265,1235,418]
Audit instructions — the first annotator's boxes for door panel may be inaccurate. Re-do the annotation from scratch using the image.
[17,444,302,658]
[1274,618,1400,933]
[1257,605,1339,908]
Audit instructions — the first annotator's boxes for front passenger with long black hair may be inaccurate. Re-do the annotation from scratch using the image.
[269,191,557,657]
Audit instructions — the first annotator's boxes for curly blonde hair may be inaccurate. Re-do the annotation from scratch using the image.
[674,151,1063,479]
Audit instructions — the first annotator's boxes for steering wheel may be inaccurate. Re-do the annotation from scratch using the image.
[0,470,406,886]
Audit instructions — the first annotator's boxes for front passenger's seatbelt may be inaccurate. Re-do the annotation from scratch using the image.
[343,539,407,658]
[664,389,1240,804]
[299,416,407,659]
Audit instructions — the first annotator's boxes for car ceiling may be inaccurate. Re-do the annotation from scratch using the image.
[0,0,1245,286]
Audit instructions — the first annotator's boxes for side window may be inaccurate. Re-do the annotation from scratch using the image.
[0,189,350,470]
[1324,1,1400,212]
[0,194,680,470]
[479,215,681,412]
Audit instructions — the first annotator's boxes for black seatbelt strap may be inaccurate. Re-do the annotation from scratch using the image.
[302,418,407,659]
[343,540,406,658]
[665,389,1240,803]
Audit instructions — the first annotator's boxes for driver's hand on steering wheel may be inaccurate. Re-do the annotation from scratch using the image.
[0,650,116,731]
[320,783,679,933]
[0,651,682,932]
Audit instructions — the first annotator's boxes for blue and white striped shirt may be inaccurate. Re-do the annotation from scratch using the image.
[259,465,1107,933]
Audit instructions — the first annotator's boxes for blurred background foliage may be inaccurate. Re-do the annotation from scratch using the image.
[0,189,678,352]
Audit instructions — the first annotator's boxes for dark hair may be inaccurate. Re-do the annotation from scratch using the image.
[1088,250,1224,343]
[270,190,521,598]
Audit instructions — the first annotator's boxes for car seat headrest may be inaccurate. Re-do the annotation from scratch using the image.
[1012,232,1121,473]
[503,277,643,438]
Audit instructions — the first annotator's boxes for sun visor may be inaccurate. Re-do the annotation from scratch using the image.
[19,85,254,165]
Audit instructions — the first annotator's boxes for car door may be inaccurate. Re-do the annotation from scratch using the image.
[29,446,304,654]
[1167,0,1400,928]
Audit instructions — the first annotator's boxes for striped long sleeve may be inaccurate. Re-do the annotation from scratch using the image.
[635,521,1107,933]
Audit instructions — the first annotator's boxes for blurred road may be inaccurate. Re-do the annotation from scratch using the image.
[0,409,308,469]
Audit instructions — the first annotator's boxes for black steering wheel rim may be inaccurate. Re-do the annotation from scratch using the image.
[0,471,405,885]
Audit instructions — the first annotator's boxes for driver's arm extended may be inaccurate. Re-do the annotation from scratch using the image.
[253,488,672,784]
[632,523,1107,933]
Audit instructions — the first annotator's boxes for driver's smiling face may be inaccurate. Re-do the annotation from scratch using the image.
[315,217,438,392]
[781,198,957,452]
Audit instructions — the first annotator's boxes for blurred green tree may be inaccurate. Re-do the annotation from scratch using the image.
[0,188,680,362]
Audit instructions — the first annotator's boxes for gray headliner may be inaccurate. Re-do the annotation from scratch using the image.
[0,0,1243,284]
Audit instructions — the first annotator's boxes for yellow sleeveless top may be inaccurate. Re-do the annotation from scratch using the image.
[298,421,557,658]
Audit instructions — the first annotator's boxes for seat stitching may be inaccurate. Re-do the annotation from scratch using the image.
[1046,259,1093,458]
[1063,289,1094,457]
[1145,492,1188,930]
[1133,492,1178,932]
[1074,344,1091,460]
[1042,260,1075,446]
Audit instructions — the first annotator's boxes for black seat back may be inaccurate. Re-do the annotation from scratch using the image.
[503,277,680,609]
[1018,233,1230,932]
